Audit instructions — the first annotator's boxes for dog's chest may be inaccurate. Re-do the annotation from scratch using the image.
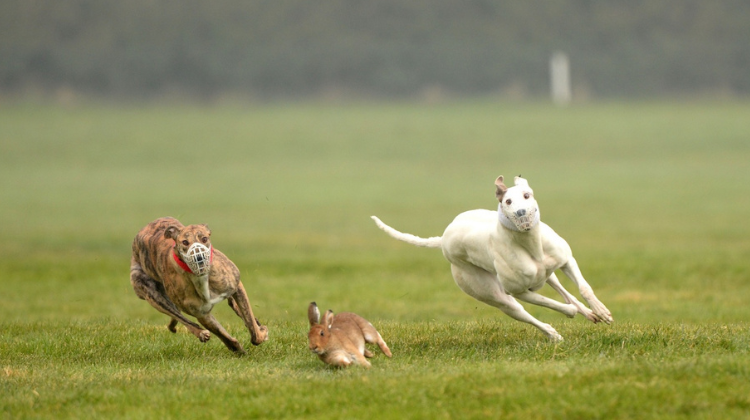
[502,260,546,293]
[189,275,233,307]
[498,249,561,294]
[171,267,238,314]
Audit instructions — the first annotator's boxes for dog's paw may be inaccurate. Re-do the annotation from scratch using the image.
[540,323,564,342]
[228,339,246,354]
[252,325,269,345]
[590,302,613,325]
[579,307,599,323]
[582,296,613,325]
[598,312,614,325]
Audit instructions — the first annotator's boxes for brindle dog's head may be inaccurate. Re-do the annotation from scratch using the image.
[165,223,213,275]
[165,223,211,251]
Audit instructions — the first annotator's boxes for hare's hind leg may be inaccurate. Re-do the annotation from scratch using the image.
[360,323,392,358]
[372,331,392,357]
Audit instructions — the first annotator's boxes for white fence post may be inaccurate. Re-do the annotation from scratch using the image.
[550,51,572,106]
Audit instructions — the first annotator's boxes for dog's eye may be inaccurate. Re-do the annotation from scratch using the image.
[320,331,325,336]
[201,237,208,244]
[524,193,530,199]
[505,199,512,205]
[182,240,189,246]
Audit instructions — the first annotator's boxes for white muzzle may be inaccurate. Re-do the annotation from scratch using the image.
[180,243,212,276]
[498,203,540,232]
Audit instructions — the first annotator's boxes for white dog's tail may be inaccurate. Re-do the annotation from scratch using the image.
[370,216,442,248]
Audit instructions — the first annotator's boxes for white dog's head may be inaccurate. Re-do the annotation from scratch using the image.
[495,175,540,232]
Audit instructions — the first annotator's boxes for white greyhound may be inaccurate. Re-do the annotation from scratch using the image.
[372,175,612,341]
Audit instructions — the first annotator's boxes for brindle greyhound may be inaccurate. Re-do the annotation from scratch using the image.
[130,217,268,353]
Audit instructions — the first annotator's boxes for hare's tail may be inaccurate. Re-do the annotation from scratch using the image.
[370,216,442,248]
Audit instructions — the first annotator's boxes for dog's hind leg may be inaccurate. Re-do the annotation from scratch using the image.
[450,263,564,341]
[229,281,269,346]
[130,262,211,342]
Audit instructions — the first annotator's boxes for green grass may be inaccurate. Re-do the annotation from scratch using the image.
[1,100,750,419]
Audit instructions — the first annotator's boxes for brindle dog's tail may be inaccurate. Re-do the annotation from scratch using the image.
[370,216,442,248]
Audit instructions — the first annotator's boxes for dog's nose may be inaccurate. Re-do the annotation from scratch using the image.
[515,209,527,217]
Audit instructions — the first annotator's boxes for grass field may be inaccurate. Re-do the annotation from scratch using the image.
[1,100,749,419]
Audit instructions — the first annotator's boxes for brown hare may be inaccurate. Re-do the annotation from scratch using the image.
[307,302,392,368]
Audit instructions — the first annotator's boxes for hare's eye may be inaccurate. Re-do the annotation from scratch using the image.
[320,331,324,336]
[182,240,189,246]
[505,199,512,205]
[524,192,530,199]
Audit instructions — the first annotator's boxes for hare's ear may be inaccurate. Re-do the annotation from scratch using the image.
[323,309,335,329]
[495,176,507,202]
[308,302,320,326]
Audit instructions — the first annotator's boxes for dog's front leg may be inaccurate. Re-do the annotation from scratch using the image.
[514,290,578,318]
[196,313,244,354]
[452,263,564,341]
[545,273,597,322]
[229,281,269,345]
[560,257,613,324]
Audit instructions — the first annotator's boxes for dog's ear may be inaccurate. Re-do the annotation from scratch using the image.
[495,176,507,201]
[201,224,211,237]
[164,224,181,240]
[514,175,529,187]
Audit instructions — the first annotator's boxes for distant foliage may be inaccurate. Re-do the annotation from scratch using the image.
[1,0,749,100]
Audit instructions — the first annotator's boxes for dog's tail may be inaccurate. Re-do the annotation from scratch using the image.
[370,216,442,248]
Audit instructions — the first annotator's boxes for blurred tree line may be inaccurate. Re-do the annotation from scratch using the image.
[1,0,749,101]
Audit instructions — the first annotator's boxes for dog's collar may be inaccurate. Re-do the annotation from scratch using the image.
[498,203,540,232]
[172,244,214,274]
